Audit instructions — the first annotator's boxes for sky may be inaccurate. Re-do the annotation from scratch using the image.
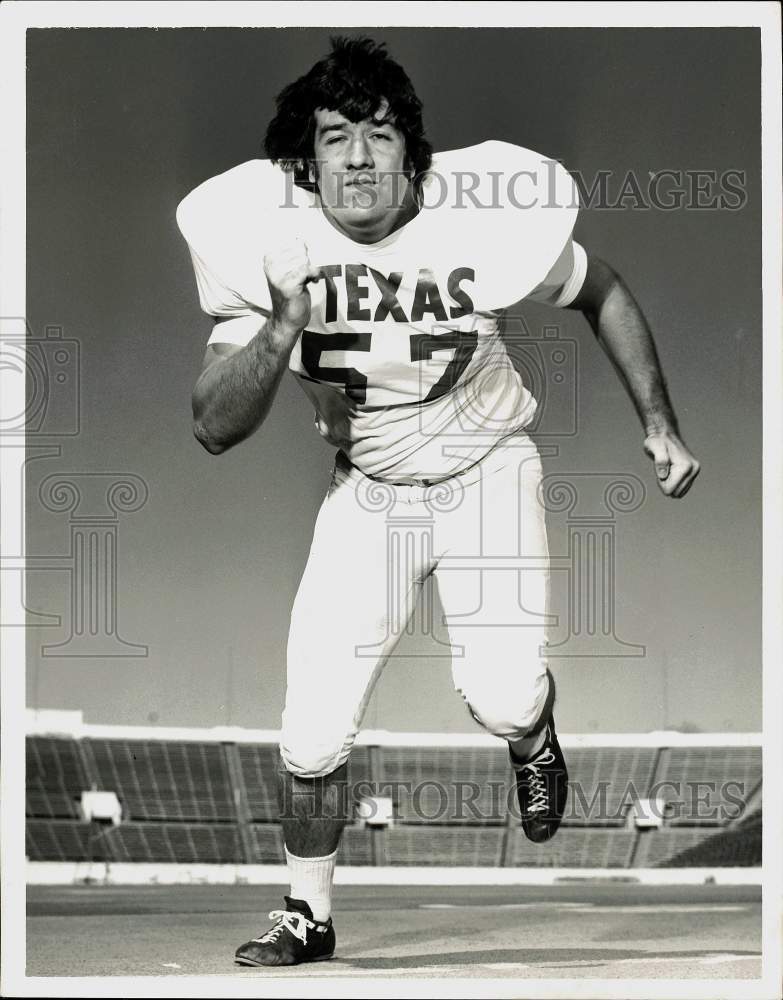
[23,26,762,734]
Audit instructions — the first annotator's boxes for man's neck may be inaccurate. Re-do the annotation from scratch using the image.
[317,188,420,245]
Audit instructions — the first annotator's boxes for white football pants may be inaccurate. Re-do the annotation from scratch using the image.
[280,432,552,778]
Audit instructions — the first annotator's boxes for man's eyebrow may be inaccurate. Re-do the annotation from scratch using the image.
[316,116,397,135]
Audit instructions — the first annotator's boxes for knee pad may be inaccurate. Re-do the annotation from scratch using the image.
[279,737,350,779]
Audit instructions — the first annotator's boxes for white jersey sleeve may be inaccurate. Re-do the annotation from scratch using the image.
[182,243,262,317]
[182,244,270,347]
[204,313,268,347]
[176,161,285,346]
[525,240,588,308]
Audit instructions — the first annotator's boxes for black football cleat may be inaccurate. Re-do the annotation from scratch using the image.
[511,716,569,843]
[235,896,336,967]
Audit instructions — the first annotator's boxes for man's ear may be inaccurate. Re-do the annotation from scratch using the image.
[293,158,317,192]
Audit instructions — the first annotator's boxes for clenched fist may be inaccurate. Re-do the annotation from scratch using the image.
[643,428,701,498]
[264,239,322,333]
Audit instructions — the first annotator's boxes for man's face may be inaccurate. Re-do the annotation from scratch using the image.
[311,101,411,230]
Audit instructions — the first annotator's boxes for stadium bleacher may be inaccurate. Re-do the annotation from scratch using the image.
[237,744,285,821]
[24,726,762,870]
[26,737,87,819]
[378,745,511,825]
[562,746,659,826]
[632,828,718,868]
[655,746,762,825]
[664,810,762,867]
[337,825,375,866]
[88,739,236,822]
[109,822,243,864]
[385,826,506,867]
[26,819,114,863]
[510,828,638,868]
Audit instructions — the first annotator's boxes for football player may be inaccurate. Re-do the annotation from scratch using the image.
[177,36,700,967]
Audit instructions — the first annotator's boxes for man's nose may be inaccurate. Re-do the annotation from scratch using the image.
[347,134,373,169]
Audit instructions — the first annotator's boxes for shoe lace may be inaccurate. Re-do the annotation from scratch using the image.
[521,749,556,814]
[252,910,311,946]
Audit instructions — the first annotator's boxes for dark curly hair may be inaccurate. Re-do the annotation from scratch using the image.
[265,36,433,191]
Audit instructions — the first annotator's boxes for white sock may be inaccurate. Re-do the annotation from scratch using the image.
[509,727,547,765]
[285,847,337,922]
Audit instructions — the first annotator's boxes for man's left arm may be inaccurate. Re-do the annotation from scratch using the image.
[566,254,701,499]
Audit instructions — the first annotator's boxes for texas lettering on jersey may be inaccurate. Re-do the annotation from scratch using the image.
[292,262,483,410]
[319,264,477,324]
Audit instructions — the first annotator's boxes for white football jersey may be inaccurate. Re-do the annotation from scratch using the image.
[177,142,586,482]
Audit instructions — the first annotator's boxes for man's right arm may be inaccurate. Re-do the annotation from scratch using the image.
[191,314,302,455]
[191,240,320,455]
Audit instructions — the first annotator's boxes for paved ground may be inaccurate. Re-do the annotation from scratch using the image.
[26,882,761,982]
